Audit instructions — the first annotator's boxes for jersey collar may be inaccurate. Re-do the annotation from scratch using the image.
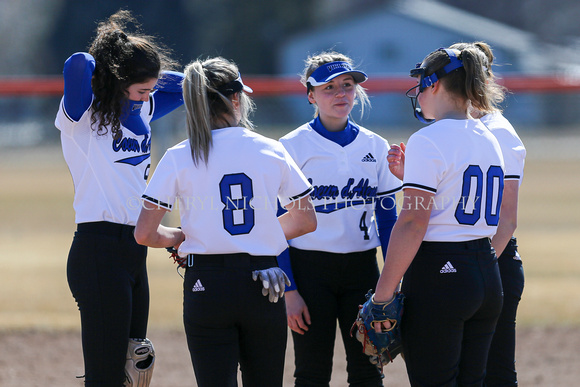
[310,116,359,147]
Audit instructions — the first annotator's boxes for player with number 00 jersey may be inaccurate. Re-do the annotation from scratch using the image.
[373,46,506,386]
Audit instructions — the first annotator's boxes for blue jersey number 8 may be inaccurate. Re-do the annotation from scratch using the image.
[219,173,255,235]
[454,165,504,226]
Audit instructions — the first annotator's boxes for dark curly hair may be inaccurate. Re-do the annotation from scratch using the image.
[88,10,178,138]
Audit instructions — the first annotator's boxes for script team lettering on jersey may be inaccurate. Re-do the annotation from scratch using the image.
[112,133,152,168]
[309,177,377,201]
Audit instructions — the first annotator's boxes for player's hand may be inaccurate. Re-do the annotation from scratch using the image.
[285,290,311,335]
[387,142,406,181]
[374,320,394,333]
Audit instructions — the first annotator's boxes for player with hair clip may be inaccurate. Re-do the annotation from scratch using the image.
[134,56,316,387]
[278,51,401,386]
[369,47,506,386]
[55,10,184,386]
[449,41,526,387]
[387,41,527,386]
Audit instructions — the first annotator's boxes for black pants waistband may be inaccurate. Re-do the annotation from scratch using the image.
[77,221,135,239]
[186,253,277,268]
[421,237,491,251]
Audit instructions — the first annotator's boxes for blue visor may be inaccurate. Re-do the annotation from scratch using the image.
[306,61,367,90]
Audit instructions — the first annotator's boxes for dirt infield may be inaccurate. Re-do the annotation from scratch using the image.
[1,326,578,386]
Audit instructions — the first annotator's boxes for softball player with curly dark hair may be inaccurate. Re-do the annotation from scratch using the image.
[134,56,317,387]
[450,41,526,387]
[277,51,401,386]
[373,46,506,386]
[55,10,183,386]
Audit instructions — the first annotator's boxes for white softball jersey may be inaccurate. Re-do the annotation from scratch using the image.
[279,123,401,254]
[55,98,154,225]
[403,118,505,242]
[480,111,526,186]
[142,127,312,257]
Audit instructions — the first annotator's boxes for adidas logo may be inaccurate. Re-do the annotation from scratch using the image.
[440,261,457,274]
[192,279,205,292]
[361,153,376,162]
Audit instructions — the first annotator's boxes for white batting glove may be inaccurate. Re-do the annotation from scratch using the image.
[252,267,291,303]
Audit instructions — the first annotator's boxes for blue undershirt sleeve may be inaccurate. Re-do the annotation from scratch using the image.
[375,194,397,260]
[276,201,298,291]
[151,71,184,121]
[277,248,297,291]
[63,52,95,121]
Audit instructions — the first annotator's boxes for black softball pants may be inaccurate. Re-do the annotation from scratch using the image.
[67,221,149,386]
[289,247,384,387]
[182,253,287,387]
[401,238,503,387]
[485,237,524,387]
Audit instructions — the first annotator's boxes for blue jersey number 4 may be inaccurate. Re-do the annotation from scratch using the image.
[454,165,504,226]
[219,173,255,235]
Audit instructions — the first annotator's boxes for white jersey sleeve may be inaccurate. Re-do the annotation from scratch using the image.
[402,133,445,194]
[480,111,526,185]
[278,145,314,208]
[141,147,180,211]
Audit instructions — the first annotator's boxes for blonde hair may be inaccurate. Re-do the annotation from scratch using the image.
[301,51,370,119]
[182,57,255,165]
[449,42,507,109]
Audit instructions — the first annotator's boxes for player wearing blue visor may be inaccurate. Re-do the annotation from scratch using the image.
[278,52,401,387]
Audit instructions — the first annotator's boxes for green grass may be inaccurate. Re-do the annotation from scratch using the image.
[1,132,579,330]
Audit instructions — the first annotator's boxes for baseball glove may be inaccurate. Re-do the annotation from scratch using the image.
[166,247,187,278]
[351,290,405,371]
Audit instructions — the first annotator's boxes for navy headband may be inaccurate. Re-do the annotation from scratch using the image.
[405,48,464,124]
[410,48,464,92]
[217,73,253,96]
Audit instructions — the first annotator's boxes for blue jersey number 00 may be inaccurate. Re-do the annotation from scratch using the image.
[219,173,255,235]
[454,165,504,226]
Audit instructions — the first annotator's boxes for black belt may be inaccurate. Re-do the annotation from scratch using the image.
[421,237,492,250]
[77,221,135,239]
[185,253,277,268]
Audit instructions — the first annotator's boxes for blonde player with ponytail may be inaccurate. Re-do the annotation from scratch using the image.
[135,56,316,387]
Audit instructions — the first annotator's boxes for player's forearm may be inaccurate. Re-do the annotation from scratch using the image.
[138,225,183,248]
[374,200,429,302]
[491,181,519,256]
[491,217,517,257]
[279,197,317,240]
[374,220,424,301]
[134,205,182,248]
